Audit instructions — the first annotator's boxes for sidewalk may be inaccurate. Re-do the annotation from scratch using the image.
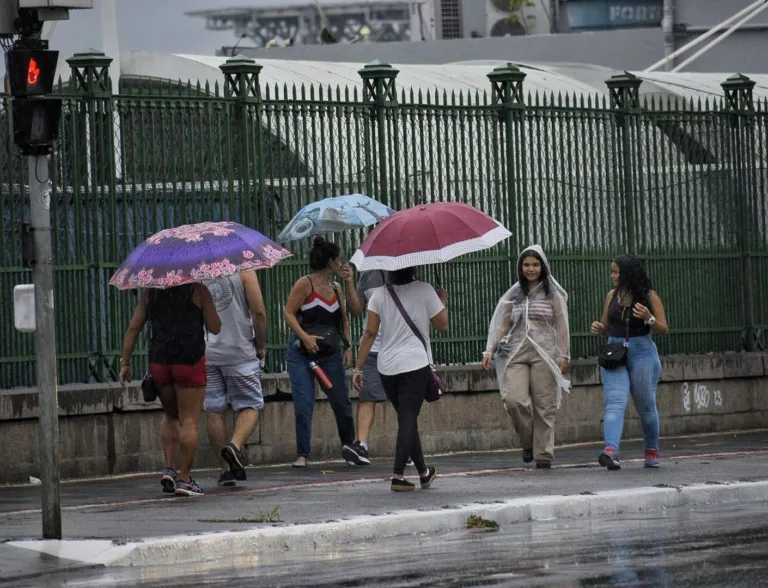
[1,431,767,582]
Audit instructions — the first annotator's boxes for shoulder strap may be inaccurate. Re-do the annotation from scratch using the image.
[305,276,314,293]
[619,300,630,341]
[386,283,429,354]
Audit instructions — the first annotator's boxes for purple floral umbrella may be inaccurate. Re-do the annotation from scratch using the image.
[109,222,292,290]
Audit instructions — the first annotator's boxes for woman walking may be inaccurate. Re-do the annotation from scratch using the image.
[482,245,570,469]
[590,254,668,470]
[119,284,221,496]
[284,236,361,468]
[353,267,448,491]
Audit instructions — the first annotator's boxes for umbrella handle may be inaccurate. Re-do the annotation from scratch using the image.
[434,268,442,290]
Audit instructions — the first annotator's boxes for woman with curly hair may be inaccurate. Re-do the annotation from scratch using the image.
[590,254,668,470]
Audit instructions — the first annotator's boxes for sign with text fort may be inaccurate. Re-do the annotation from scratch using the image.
[563,0,663,31]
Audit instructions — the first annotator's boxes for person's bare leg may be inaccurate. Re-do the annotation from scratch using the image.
[356,401,376,445]
[206,411,229,471]
[176,386,206,482]
[231,408,260,450]
[158,387,179,468]
[161,416,180,467]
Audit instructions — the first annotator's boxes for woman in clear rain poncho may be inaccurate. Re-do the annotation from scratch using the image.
[481,245,570,468]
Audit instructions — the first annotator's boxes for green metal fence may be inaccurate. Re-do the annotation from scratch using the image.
[0,54,766,388]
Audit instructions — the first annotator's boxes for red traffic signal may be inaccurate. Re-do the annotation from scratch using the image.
[28,58,41,86]
[6,50,59,97]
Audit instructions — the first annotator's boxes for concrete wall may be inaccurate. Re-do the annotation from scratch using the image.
[1,352,767,484]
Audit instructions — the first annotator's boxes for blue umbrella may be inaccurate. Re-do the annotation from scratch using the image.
[278,194,395,242]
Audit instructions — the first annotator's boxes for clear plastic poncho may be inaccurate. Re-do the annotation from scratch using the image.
[484,245,571,407]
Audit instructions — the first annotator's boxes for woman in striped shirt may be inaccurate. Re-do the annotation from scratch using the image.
[482,245,570,469]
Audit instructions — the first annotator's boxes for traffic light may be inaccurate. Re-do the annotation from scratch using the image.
[6,49,62,155]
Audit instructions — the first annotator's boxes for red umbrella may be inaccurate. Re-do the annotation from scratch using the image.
[349,202,511,271]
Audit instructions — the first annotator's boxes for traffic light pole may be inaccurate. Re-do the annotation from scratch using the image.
[28,153,61,539]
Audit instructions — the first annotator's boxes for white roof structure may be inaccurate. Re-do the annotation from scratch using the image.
[55,52,768,104]
[51,52,766,252]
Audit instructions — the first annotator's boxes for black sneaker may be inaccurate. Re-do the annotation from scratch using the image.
[160,468,177,494]
[522,448,534,463]
[535,460,552,469]
[217,471,236,487]
[342,442,371,466]
[420,466,437,489]
[391,477,416,492]
[222,443,247,481]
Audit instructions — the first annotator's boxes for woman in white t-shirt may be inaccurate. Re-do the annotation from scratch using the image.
[353,267,448,492]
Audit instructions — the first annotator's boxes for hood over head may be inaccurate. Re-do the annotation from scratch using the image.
[517,244,551,276]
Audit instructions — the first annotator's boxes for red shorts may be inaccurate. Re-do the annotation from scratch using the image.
[150,356,207,389]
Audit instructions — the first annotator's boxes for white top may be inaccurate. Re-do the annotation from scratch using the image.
[367,281,445,377]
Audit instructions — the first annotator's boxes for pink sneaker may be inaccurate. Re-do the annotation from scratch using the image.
[598,447,621,470]
[175,478,204,497]
[644,448,660,468]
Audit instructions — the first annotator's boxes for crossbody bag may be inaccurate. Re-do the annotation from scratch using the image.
[598,305,630,370]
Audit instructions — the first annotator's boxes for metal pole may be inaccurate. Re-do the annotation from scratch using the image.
[671,2,768,72]
[99,0,122,179]
[644,0,767,72]
[662,0,676,71]
[28,154,62,539]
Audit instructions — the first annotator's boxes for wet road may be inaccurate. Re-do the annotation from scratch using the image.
[16,501,768,587]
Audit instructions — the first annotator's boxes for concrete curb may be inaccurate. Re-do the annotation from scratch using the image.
[7,480,767,570]
[96,480,768,567]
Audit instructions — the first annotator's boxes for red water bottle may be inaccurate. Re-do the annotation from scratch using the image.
[309,360,333,390]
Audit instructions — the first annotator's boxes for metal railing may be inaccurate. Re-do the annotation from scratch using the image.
[0,59,765,388]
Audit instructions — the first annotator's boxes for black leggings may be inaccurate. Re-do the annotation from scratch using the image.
[380,366,430,476]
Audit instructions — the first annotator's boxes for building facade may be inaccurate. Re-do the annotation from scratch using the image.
[204,0,768,73]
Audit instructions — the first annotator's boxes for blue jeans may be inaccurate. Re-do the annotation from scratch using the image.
[287,334,355,458]
[600,335,661,454]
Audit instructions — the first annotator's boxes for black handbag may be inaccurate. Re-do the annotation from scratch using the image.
[299,325,341,357]
[598,307,630,370]
[387,284,445,403]
[141,371,159,402]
